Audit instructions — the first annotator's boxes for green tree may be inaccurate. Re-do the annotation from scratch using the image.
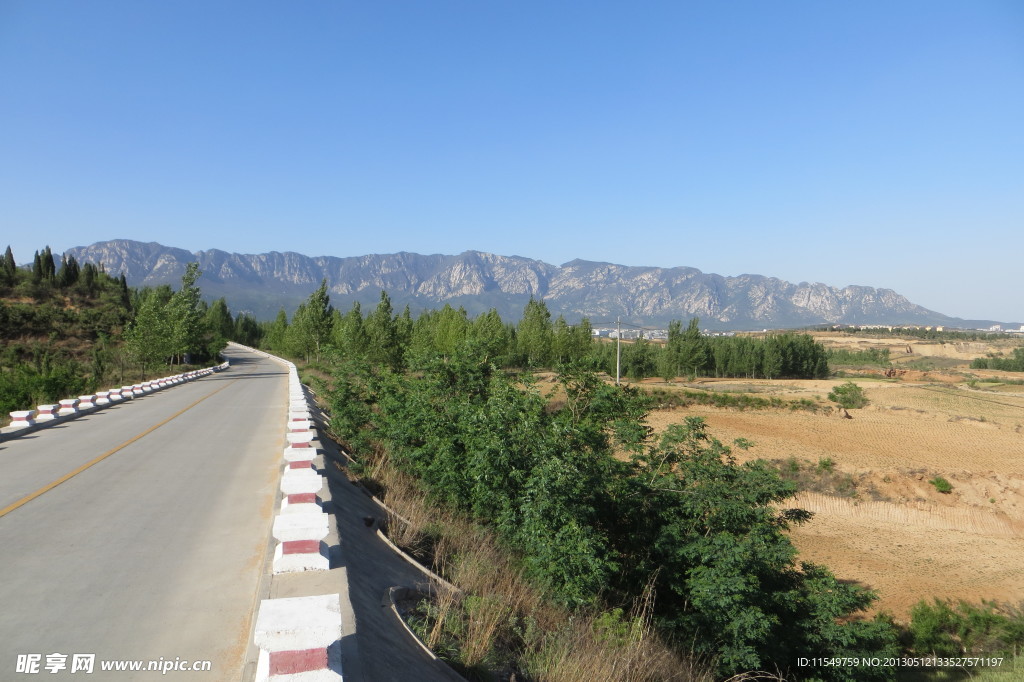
[165,262,204,365]
[517,298,553,368]
[1,246,16,286]
[678,318,710,378]
[123,291,172,378]
[364,290,402,370]
[265,308,289,352]
[232,312,262,347]
[332,301,367,359]
[828,381,868,418]
[289,279,333,363]
[622,336,656,380]
[41,246,56,282]
[432,304,470,357]
[469,308,511,362]
[202,298,234,358]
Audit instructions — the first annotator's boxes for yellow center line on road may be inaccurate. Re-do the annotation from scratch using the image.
[0,379,238,519]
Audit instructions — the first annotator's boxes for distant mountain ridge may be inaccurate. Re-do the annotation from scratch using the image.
[64,239,975,329]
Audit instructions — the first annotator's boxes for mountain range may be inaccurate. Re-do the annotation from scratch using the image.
[61,240,988,329]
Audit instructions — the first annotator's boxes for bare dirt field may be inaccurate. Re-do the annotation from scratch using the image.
[641,371,1024,619]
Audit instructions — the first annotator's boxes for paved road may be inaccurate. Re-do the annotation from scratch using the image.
[0,349,286,681]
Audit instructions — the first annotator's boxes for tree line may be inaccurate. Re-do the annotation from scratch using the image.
[258,283,831,380]
[970,347,1024,372]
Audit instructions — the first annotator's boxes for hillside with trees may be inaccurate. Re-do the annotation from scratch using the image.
[0,245,258,418]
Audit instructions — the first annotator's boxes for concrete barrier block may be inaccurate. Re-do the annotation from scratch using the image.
[288,419,313,432]
[108,388,123,401]
[58,399,80,416]
[286,431,316,447]
[271,512,329,543]
[8,410,36,429]
[95,391,111,406]
[272,540,330,574]
[283,446,320,463]
[254,594,341,652]
[36,405,59,421]
[281,493,321,515]
[77,395,96,410]
[280,469,323,496]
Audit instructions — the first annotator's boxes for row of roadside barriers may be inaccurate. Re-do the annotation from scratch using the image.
[1,363,231,438]
[236,345,344,682]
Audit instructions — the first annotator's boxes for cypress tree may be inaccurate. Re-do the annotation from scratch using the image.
[0,246,16,286]
[42,246,56,281]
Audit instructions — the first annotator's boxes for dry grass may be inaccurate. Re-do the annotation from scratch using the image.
[524,582,715,682]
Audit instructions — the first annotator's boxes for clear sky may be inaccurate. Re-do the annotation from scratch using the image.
[1,1,1021,322]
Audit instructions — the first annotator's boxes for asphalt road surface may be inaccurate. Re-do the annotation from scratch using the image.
[0,348,286,681]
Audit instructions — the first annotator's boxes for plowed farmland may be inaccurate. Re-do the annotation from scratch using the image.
[642,370,1024,619]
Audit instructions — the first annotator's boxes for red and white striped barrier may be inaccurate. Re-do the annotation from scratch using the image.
[253,594,342,681]
[8,411,36,429]
[280,493,321,514]
[272,512,329,543]
[283,432,316,462]
[273,539,329,574]
[36,405,58,421]
[280,468,323,496]
[288,419,312,432]
[2,360,227,437]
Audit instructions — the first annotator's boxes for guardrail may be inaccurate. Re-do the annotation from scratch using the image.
[230,344,344,682]
[1,362,231,441]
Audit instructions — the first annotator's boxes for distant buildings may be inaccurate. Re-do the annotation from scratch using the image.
[591,327,734,340]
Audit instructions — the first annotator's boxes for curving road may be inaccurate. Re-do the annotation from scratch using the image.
[0,348,286,680]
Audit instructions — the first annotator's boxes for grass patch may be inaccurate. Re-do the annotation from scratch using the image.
[644,386,830,414]
[773,457,861,498]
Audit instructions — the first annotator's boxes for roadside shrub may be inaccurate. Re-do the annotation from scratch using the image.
[907,599,1024,658]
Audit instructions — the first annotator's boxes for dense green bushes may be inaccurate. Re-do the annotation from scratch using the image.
[905,599,1024,660]
[328,344,899,679]
[971,348,1024,372]
[826,347,891,366]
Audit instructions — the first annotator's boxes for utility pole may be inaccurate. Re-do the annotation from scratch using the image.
[616,316,621,386]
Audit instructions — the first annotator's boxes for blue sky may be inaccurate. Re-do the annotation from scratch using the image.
[1,1,1021,322]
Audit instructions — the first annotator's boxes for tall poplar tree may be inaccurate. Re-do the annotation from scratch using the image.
[364,291,402,369]
[290,279,333,363]
[166,263,204,365]
[517,298,553,368]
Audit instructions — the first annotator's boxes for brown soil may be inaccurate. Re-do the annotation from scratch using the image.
[643,375,1024,619]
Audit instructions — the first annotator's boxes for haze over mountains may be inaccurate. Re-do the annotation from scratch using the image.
[63,240,993,329]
